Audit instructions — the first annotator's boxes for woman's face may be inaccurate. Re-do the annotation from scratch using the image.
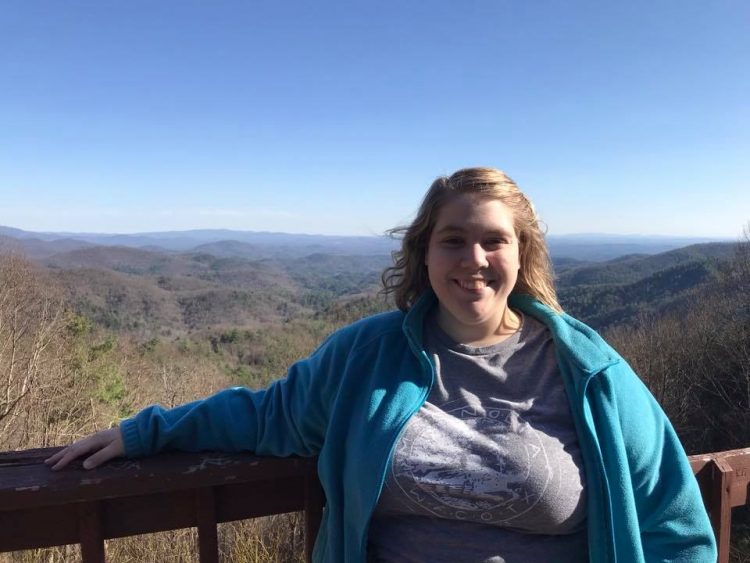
[425,194,520,344]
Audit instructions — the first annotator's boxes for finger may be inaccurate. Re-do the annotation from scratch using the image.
[49,446,90,471]
[82,439,124,470]
[48,445,91,471]
[48,431,114,471]
[44,448,67,465]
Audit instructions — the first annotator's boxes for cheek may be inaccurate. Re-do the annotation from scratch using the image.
[425,244,448,269]
[424,238,436,266]
[495,252,519,267]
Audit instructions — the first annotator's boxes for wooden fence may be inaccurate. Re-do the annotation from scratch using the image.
[690,448,750,562]
[0,446,748,562]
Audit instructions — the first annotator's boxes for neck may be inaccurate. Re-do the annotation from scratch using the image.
[438,306,522,347]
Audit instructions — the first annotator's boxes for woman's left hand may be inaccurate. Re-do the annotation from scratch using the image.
[44,427,125,471]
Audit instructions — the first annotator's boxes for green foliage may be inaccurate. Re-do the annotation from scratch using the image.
[315,294,393,325]
[95,364,129,412]
[89,336,116,361]
[66,312,92,336]
[221,329,240,344]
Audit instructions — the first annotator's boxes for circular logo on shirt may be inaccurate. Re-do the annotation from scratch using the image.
[390,404,553,524]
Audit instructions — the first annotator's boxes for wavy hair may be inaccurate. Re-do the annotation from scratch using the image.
[381,167,561,312]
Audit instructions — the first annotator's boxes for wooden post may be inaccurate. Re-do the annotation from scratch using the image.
[196,487,219,563]
[78,501,105,563]
[709,457,734,563]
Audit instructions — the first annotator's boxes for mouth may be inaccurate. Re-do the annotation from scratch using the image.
[455,278,494,291]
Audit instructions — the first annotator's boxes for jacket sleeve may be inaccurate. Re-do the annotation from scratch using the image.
[600,362,717,562]
[119,330,345,459]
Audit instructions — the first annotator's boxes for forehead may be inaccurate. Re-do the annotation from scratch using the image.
[432,194,516,233]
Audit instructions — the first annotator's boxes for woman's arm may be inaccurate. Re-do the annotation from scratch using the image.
[46,328,343,470]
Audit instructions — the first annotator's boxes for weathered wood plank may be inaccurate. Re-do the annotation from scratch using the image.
[0,448,316,554]
[0,479,308,552]
[0,504,79,552]
[719,449,750,508]
[690,447,750,509]
[0,447,317,512]
[710,457,734,563]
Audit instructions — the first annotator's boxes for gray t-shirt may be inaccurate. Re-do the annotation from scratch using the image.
[368,313,588,562]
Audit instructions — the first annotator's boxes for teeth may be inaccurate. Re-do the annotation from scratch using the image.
[459,279,487,290]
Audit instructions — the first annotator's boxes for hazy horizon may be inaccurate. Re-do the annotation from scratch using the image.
[0,223,736,243]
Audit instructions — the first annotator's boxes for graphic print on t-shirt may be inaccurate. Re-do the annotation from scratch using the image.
[389,400,553,525]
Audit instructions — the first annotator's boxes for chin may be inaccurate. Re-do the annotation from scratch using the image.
[457,308,495,326]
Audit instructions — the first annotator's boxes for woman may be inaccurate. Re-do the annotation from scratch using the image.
[47,167,716,562]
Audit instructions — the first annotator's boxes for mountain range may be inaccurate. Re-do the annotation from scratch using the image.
[0,225,740,335]
[0,225,730,262]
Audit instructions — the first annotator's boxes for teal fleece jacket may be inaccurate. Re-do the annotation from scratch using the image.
[120,292,716,562]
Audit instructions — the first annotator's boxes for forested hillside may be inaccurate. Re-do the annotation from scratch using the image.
[37,247,390,335]
[558,243,737,330]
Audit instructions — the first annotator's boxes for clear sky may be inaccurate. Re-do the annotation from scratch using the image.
[1,1,748,238]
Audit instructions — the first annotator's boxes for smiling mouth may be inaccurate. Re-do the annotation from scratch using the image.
[456,279,494,290]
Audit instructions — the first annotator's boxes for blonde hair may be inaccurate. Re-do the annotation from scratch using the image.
[381,167,562,312]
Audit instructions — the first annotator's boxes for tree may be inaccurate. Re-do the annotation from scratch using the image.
[0,254,66,441]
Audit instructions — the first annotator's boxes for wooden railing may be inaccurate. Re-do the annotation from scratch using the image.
[0,448,323,562]
[0,446,748,562]
[690,448,750,563]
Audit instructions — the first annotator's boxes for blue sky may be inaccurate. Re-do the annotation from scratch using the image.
[1,1,748,238]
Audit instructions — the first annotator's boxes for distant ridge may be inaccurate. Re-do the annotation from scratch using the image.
[0,225,731,262]
[0,235,95,260]
[556,242,735,286]
[0,226,398,256]
[546,235,731,262]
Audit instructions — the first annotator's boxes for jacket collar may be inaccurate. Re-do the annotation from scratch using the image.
[403,289,620,377]
[509,293,621,377]
[401,289,435,352]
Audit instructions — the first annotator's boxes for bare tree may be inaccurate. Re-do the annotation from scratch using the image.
[0,254,65,440]
[609,224,750,453]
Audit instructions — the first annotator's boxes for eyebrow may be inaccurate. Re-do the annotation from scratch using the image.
[434,225,515,236]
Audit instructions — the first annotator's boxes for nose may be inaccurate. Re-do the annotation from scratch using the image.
[461,243,489,269]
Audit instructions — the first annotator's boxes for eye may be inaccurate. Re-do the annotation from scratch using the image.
[440,236,464,247]
[483,236,512,249]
